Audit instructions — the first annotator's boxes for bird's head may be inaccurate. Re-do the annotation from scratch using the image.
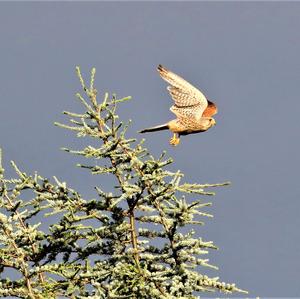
[210,118,216,127]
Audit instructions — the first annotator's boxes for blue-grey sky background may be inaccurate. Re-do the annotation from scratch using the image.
[1,2,300,297]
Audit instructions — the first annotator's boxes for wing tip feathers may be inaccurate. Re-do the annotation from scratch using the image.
[157,64,167,73]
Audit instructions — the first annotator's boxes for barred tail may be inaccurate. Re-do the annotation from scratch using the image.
[139,123,169,133]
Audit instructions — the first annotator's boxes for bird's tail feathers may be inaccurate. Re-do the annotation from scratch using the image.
[139,123,169,133]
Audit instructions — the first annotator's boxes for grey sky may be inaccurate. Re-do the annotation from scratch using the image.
[1,2,300,297]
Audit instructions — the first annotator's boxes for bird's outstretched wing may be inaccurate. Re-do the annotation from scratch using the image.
[157,65,209,120]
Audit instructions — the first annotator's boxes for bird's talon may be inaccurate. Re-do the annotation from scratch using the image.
[169,135,180,146]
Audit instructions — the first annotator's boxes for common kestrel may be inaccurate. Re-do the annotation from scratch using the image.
[139,65,217,146]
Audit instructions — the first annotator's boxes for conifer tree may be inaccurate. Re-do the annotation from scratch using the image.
[0,67,247,298]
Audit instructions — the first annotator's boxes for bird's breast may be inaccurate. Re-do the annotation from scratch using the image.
[168,118,210,134]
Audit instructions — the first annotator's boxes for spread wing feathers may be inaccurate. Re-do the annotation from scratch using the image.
[170,105,202,127]
[158,64,208,115]
[167,86,199,108]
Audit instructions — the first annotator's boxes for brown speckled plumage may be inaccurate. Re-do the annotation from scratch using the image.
[140,65,217,146]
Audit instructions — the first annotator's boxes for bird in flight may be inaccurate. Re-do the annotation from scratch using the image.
[139,65,217,146]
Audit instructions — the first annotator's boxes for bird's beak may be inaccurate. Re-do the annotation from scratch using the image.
[212,119,216,126]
